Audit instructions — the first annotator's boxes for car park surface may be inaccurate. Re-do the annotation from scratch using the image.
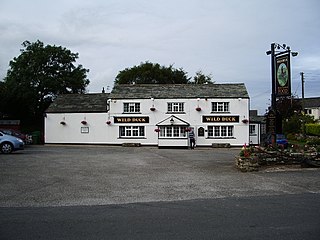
[0,145,319,207]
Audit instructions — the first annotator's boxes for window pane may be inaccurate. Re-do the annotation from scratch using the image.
[212,102,229,112]
[124,103,140,113]
[160,127,165,137]
[120,127,125,137]
[224,102,229,112]
[228,126,233,136]
[179,103,184,112]
[212,103,217,112]
[168,102,184,112]
[173,126,179,137]
[135,103,140,112]
[126,127,131,136]
[139,126,144,136]
[180,127,186,137]
[124,103,129,112]
[132,126,139,136]
[173,103,179,112]
[167,127,172,137]
[221,126,227,136]
[214,126,220,136]
[208,126,213,137]
[250,125,255,134]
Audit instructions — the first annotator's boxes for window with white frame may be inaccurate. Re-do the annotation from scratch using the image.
[167,102,184,113]
[249,125,256,135]
[304,109,312,114]
[119,126,145,138]
[208,126,233,138]
[123,102,140,113]
[159,126,187,138]
[212,102,229,112]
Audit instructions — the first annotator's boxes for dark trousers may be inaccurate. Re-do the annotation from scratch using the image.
[190,138,195,149]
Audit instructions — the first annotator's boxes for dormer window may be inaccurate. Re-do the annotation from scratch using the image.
[123,102,140,113]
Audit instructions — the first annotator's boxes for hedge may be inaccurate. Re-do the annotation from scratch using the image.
[305,123,320,136]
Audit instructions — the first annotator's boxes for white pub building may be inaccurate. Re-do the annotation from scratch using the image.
[45,84,251,147]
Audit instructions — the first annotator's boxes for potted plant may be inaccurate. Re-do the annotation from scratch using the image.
[150,107,156,111]
[81,120,87,125]
[60,121,66,125]
[106,120,111,125]
[196,107,201,111]
[242,119,249,124]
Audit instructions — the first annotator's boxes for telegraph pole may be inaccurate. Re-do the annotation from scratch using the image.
[300,72,305,110]
[300,72,305,135]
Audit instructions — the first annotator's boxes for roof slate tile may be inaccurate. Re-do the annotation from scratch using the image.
[46,84,249,113]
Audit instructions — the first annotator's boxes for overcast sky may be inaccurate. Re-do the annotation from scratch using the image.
[1,0,319,114]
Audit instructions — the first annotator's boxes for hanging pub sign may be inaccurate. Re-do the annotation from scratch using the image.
[275,53,291,97]
[114,116,149,123]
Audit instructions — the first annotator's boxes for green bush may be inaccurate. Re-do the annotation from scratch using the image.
[286,133,296,140]
[306,138,320,146]
[305,123,320,136]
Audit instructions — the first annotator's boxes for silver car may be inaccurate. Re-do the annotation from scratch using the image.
[0,131,24,154]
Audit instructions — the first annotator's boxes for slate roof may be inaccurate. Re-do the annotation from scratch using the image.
[249,110,266,123]
[46,93,109,113]
[111,84,249,99]
[46,84,249,113]
[297,97,320,108]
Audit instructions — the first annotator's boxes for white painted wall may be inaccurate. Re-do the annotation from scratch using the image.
[45,97,250,147]
[45,113,111,144]
[306,107,320,121]
[249,123,260,145]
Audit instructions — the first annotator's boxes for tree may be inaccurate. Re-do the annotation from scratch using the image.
[276,97,302,121]
[276,96,315,134]
[115,62,190,84]
[192,70,214,84]
[1,40,89,127]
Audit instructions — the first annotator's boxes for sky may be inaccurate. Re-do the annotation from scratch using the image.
[1,0,319,115]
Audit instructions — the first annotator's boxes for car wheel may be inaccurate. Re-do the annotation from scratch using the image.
[1,142,13,154]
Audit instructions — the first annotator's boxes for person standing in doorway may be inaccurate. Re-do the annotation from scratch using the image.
[189,129,195,149]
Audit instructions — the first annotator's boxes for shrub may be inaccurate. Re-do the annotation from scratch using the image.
[305,123,320,136]
[286,133,296,140]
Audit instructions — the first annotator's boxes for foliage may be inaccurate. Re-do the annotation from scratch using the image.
[276,97,301,120]
[115,62,190,84]
[192,70,214,84]
[1,40,90,127]
[286,133,296,140]
[239,144,254,157]
[283,114,302,134]
[305,123,320,136]
[283,112,315,135]
[115,61,213,85]
[306,138,320,146]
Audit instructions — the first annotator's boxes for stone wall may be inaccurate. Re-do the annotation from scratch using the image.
[235,157,259,172]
